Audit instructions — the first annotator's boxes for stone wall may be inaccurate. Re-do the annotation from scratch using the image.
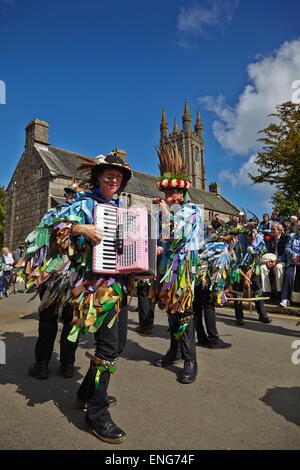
[4,151,50,250]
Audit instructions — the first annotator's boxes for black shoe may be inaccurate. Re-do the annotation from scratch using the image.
[86,417,127,444]
[209,339,232,349]
[259,315,272,324]
[235,318,244,326]
[155,351,182,367]
[60,363,74,378]
[135,325,153,334]
[28,361,49,380]
[178,360,198,384]
[197,337,212,348]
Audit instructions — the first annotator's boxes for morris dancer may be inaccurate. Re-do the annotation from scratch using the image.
[23,152,132,444]
[151,144,202,384]
[230,225,272,325]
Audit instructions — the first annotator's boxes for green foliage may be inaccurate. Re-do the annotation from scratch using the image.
[271,191,299,220]
[249,101,300,203]
[0,185,6,248]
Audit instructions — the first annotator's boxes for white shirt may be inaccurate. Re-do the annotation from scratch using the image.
[3,253,14,271]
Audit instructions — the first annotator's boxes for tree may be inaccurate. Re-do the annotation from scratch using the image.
[249,101,300,212]
[271,190,299,220]
[0,185,6,248]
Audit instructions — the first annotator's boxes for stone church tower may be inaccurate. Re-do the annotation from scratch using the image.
[160,99,206,190]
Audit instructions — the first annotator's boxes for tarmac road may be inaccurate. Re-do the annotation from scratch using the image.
[0,289,299,451]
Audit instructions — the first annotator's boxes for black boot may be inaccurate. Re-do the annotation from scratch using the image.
[256,298,272,323]
[28,361,49,380]
[258,314,272,323]
[86,416,127,444]
[177,317,197,383]
[60,363,74,378]
[178,360,198,384]
[154,348,182,367]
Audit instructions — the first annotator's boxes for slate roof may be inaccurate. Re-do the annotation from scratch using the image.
[34,144,89,178]
[34,144,239,215]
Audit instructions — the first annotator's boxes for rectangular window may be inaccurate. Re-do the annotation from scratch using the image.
[38,168,43,179]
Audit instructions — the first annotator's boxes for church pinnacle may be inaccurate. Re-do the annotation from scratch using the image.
[182,99,191,130]
[160,107,168,138]
[173,116,179,134]
[194,109,203,136]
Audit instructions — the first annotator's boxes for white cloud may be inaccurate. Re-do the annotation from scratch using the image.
[177,0,239,37]
[218,154,274,210]
[200,38,300,155]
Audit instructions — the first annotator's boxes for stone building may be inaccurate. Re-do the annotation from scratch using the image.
[4,104,239,250]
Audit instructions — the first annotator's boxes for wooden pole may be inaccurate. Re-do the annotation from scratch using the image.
[226,297,270,301]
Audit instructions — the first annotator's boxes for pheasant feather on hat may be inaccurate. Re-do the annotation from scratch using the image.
[156,143,191,191]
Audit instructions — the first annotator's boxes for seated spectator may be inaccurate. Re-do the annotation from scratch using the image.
[211,214,224,231]
[258,213,272,242]
[286,216,298,238]
[260,222,288,304]
[280,221,300,307]
[271,211,288,231]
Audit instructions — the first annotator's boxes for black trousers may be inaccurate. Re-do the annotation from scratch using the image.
[2,270,13,292]
[167,312,197,362]
[193,282,219,342]
[77,298,128,425]
[137,283,155,327]
[34,302,79,365]
[233,273,266,319]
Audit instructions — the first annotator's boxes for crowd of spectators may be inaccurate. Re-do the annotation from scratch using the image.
[257,212,300,307]
[210,211,300,308]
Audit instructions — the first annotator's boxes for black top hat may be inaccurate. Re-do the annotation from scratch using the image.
[64,187,76,194]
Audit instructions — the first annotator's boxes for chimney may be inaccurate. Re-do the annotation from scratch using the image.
[209,182,221,195]
[25,119,50,151]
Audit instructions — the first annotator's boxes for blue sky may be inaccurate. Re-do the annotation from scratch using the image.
[1,0,300,220]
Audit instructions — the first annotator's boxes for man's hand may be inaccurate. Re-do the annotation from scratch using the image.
[156,246,163,256]
[72,224,103,244]
[244,268,253,288]
[230,236,238,247]
[152,198,169,215]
